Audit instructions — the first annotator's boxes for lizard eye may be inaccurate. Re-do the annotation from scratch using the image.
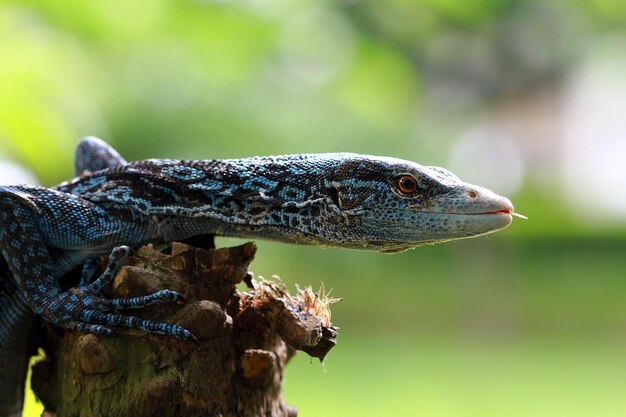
[396,175,418,194]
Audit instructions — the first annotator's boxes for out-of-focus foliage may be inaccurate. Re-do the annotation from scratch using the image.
[1,1,625,417]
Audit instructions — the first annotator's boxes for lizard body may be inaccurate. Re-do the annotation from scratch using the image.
[0,137,517,416]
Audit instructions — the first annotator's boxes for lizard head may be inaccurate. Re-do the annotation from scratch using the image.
[325,154,516,253]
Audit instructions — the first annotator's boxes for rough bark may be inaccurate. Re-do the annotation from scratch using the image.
[31,242,338,417]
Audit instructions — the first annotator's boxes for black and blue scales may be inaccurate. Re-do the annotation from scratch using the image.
[0,138,191,416]
[1,136,516,415]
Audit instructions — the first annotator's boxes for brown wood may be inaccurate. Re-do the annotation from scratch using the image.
[31,242,338,417]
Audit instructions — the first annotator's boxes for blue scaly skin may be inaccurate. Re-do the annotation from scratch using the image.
[0,136,519,416]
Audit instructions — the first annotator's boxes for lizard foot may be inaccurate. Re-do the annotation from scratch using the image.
[40,244,195,342]
[42,287,195,342]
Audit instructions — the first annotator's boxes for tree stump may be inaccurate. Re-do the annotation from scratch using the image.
[31,242,338,417]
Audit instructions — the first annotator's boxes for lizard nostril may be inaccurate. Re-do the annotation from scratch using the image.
[468,190,478,198]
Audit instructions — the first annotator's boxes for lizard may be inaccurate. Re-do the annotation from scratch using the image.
[0,136,522,416]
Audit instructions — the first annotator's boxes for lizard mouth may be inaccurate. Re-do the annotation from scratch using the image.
[480,208,527,219]
[461,197,526,219]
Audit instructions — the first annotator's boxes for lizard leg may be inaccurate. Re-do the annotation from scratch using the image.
[74,136,127,176]
[0,272,34,417]
[0,187,195,343]
[0,188,57,416]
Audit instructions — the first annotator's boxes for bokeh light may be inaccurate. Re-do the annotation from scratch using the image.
[448,125,525,196]
[561,36,626,223]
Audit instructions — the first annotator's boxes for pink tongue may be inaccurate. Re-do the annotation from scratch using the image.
[487,200,514,215]
[489,207,528,220]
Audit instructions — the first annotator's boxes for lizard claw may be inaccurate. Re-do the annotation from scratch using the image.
[186,331,200,347]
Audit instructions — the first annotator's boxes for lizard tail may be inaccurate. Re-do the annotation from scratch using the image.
[0,270,35,417]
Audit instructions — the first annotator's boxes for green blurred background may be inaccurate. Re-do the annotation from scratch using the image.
[1,0,625,416]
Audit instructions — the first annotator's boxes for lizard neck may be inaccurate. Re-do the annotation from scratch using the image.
[60,154,515,253]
